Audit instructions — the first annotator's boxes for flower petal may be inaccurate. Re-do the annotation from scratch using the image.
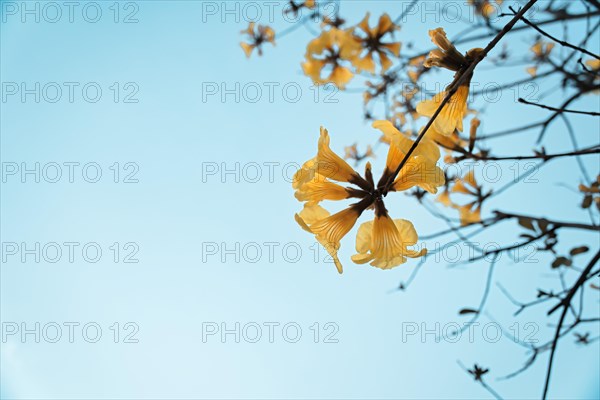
[317,127,362,183]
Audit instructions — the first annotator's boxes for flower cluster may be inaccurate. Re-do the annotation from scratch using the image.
[301,13,401,89]
[293,27,495,269]
[293,122,444,273]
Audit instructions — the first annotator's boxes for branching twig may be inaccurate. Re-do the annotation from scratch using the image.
[518,97,600,116]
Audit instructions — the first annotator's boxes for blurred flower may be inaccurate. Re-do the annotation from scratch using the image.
[302,28,361,89]
[526,39,555,77]
[455,202,482,226]
[585,59,600,72]
[531,40,555,60]
[240,23,275,58]
[363,72,397,104]
[293,124,443,273]
[437,188,452,207]
[452,169,478,195]
[468,0,503,19]
[386,87,420,129]
[344,143,375,165]
[579,175,600,210]
[417,28,483,136]
[408,55,427,83]
[451,170,485,225]
[584,59,600,90]
[351,13,401,73]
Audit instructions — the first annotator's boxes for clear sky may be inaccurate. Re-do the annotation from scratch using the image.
[1,1,599,399]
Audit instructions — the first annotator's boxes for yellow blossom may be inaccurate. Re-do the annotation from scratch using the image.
[468,0,503,18]
[351,201,426,269]
[240,23,275,58]
[450,171,484,225]
[452,170,478,195]
[296,202,366,274]
[579,175,600,210]
[455,202,482,226]
[352,13,401,73]
[302,28,361,89]
[417,28,483,136]
[585,59,600,71]
[416,85,471,136]
[436,189,453,207]
[531,40,555,60]
[372,120,444,193]
[525,40,555,76]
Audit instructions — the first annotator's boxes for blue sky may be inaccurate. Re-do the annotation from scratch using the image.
[1,1,599,399]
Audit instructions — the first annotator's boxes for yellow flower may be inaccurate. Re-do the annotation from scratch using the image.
[525,39,555,76]
[352,13,401,73]
[372,120,444,193]
[585,59,600,71]
[302,28,361,89]
[468,0,503,18]
[293,125,443,273]
[315,127,368,185]
[294,173,351,202]
[424,28,469,71]
[455,202,482,226]
[416,85,470,136]
[452,170,478,195]
[526,66,538,77]
[240,23,275,58]
[344,143,375,164]
[531,40,555,60]
[450,171,484,225]
[296,201,368,274]
[579,175,600,210]
[436,189,453,207]
[417,28,483,136]
[351,201,426,269]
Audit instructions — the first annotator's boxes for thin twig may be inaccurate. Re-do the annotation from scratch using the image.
[542,250,600,399]
[509,6,600,60]
[519,98,600,116]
